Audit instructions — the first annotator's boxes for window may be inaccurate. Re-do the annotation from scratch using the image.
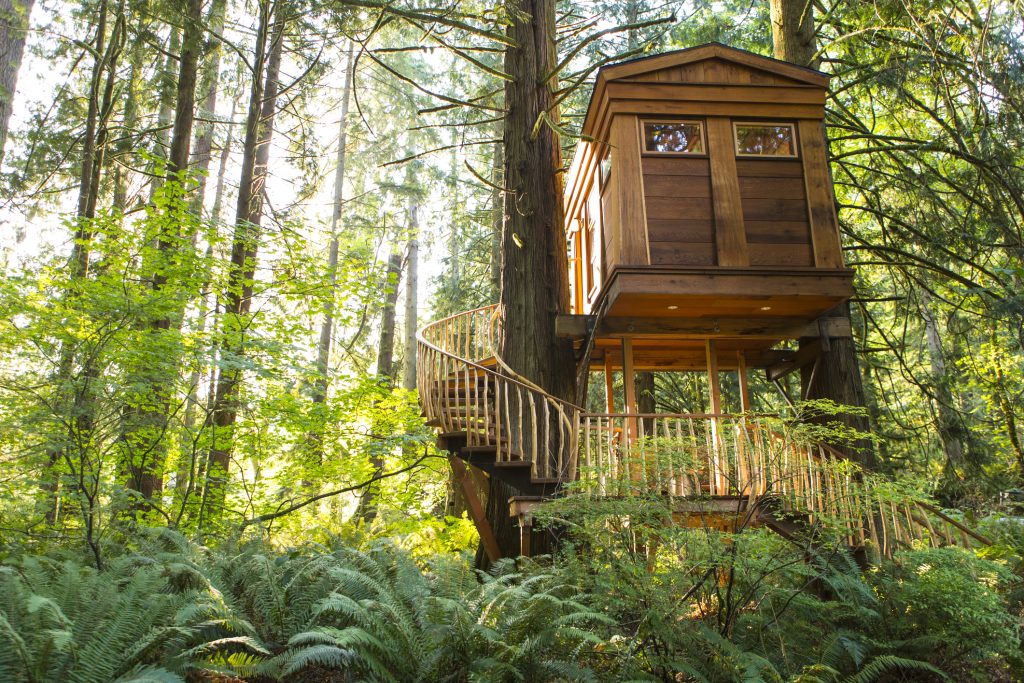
[734,122,797,157]
[599,151,612,186]
[642,120,705,154]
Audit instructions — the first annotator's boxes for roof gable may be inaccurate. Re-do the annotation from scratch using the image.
[597,43,828,88]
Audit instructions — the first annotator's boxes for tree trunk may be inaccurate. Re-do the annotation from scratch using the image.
[489,140,502,298]
[148,25,181,201]
[770,0,818,69]
[498,0,575,401]
[0,0,33,164]
[772,0,874,467]
[42,0,125,527]
[117,0,203,517]
[403,205,419,391]
[312,44,354,407]
[488,0,576,561]
[376,248,403,381]
[201,4,284,527]
[187,0,227,217]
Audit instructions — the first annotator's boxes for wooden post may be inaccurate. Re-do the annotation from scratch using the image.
[622,338,638,443]
[604,354,616,413]
[737,351,750,413]
[449,455,502,563]
[706,340,723,493]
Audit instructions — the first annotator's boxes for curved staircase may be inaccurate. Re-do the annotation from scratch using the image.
[417,305,990,559]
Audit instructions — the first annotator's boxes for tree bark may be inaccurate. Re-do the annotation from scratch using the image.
[201,4,284,527]
[117,0,203,516]
[487,0,576,561]
[312,44,354,407]
[403,206,419,391]
[772,0,874,466]
[0,0,33,164]
[498,0,575,402]
[376,248,403,381]
[187,0,227,217]
[770,0,817,69]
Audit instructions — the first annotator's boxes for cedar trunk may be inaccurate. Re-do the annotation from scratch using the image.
[0,0,33,163]
[488,0,576,561]
[771,0,875,467]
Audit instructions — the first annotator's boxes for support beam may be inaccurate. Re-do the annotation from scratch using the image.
[622,338,638,444]
[766,338,821,382]
[556,314,853,340]
[449,455,501,563]
[737,351,750,413]
[604,354,615,413]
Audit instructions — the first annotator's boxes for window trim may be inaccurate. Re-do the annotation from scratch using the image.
[732,121,799,158]
[639,118,707,156]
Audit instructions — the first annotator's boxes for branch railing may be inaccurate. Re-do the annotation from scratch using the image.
[418,308,989,557]
[417,305,582,481]
[576,413,990,558]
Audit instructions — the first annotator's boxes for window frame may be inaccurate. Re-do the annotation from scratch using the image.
[639,118,707,156]
[732,121,799,158]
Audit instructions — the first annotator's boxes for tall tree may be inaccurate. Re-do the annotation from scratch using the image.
[202,2,286,526]
[0,0,33,163]
[771,0,874,466]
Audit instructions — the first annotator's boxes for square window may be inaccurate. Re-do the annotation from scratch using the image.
[642,120,705,154]
[734,123,797,156]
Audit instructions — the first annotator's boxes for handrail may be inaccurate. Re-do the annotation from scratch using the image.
[418,307,986,558]
[417,304,583,480]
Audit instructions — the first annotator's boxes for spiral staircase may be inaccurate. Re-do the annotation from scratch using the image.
[417,304,990,560]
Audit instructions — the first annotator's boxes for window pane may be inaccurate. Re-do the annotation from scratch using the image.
[643,121,704,154]
[735,124,795,156]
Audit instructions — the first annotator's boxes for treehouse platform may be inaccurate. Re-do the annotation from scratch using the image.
[415,44,988,564]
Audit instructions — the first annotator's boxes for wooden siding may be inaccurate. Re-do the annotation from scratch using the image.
[738,158,813,267]
[642,156,714,265]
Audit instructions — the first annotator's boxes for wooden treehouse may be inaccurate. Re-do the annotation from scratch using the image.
[417,44,988,562]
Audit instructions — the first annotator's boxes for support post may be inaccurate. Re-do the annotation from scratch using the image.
[706,340,723,493]
[604,354,615,413]
[622,338,638,444]
[449,455,502,563]
[737,351,750,413]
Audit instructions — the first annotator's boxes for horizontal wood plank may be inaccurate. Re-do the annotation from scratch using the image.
[642,157,710,176]
[745,220,811,244]
[748,243,814,267]
[738,176,807,200]
[643,174,712,198]
[649,241,716,265]
[736,159,804,177]
[741,197,808,222]
[647,219,714,242]
[646,196,714,221]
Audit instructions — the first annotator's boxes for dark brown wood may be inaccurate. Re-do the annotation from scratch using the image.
[642,156,711,176]
[647,219,714,242]
[748,243,813,267]
[557,314,851,340]
[707,117,748,266]
[450,456,502,563]
[649,242,715,265]
[736,158,804,177]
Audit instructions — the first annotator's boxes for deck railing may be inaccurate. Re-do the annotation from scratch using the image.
[418,306,990,558]
[417,305,582,481]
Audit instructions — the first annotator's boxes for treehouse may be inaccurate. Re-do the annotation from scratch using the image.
[416,44,988,563]
[559,43,854,378]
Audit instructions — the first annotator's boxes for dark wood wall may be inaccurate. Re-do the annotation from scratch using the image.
[737,159,813,267]
[643,156,714,265]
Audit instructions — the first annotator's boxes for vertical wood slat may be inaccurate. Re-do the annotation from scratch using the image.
[609,114,650,265]
[706,117,749,266]
[798,119,844,268]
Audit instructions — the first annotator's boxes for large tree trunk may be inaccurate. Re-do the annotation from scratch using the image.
[488,0,576,561]
[772,0,874,467]
[117,0,203,517]
[0,0,33,164]
[201,4,284,528]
